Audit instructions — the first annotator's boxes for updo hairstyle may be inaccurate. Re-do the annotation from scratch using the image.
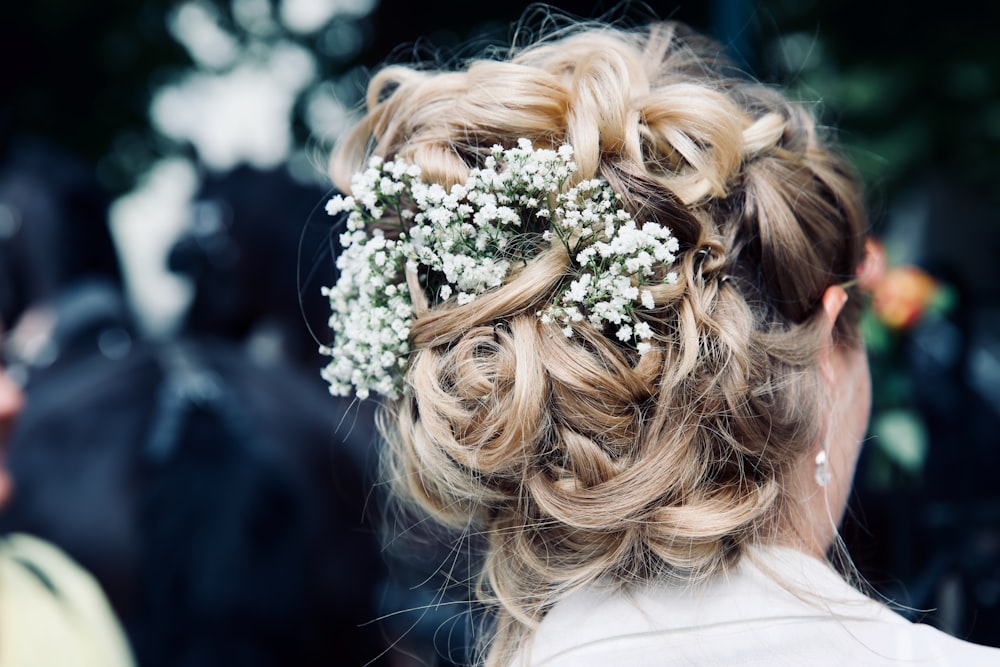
[329,21,867,666]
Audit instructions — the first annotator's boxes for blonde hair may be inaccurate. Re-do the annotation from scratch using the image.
[329,21,866,666]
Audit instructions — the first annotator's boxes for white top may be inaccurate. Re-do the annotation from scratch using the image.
[515,546,999,666]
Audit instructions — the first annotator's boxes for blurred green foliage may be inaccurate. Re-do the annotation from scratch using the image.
[4,0,997,206]
[753,1,1000,210]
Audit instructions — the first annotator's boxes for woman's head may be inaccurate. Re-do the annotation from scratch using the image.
[325,20,867,663]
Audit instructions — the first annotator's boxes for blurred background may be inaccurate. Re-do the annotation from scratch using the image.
[1,0,999,664]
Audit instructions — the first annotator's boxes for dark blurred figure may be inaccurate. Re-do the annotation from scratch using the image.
[0,276,134,666]
[0,137,143,609]
[142,166,388,666]
[0,145,390,665]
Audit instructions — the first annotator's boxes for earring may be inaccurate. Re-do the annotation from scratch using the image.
[814,449,831,487]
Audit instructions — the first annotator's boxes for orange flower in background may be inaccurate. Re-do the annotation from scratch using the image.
[858,237,953,477]
[872,265,940,329]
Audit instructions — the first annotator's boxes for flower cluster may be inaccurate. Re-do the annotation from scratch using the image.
[321,139,680,398]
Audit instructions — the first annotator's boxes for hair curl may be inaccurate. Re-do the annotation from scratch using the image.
[329,21,866,666]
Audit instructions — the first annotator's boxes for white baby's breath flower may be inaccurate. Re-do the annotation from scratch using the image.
[321,140,680,398]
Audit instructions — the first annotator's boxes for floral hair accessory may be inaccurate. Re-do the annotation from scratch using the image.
[320,139,680,399]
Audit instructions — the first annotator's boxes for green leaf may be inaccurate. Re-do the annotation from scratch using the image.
[870,409,929,473]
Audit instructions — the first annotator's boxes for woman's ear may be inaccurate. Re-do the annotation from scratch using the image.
[818,285,848,385]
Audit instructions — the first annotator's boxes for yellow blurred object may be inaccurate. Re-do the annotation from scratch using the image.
[872,265,939,329]
[0,533,135,667]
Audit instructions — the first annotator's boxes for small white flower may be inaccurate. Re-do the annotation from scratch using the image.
[634,321,653,339]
